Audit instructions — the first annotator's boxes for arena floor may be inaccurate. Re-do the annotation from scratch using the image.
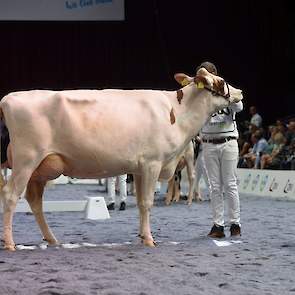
[0,183,294,295]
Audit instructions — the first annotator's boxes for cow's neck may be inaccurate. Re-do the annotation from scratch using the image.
[173,86,212,139]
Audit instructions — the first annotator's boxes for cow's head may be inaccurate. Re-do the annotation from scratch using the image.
[174,68,243,107]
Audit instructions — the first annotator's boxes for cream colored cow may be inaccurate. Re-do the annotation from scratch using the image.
[164,141,199,206]
[0,68,243,250]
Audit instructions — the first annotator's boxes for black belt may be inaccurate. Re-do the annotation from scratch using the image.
[202,136,237,144]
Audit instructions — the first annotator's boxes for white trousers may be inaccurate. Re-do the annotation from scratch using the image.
[202,139,240,226]
[107,174,127,204]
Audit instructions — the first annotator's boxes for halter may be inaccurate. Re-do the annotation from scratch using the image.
[177,77,231,105]
[204,81,230,100]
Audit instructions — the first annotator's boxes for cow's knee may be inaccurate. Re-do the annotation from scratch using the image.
[139,199,153,210]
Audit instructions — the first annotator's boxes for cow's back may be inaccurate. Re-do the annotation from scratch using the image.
[1,89,179,178]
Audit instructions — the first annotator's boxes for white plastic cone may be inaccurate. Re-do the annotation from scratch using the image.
[85,197,110,220]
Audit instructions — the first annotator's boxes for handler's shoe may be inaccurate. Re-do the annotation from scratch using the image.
[208,224,225,238]
[107,202,115,211]
[119,201,126,211]
[230,224,241,237]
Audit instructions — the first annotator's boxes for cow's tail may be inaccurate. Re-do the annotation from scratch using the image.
[0,107,6,191]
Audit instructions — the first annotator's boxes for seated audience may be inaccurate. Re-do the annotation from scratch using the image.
[237,114,295,170]
[240,130,268,168]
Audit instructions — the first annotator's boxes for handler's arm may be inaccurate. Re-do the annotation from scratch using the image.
[229,101,243,113]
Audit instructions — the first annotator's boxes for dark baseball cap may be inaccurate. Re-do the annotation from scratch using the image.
[196,61,218,75]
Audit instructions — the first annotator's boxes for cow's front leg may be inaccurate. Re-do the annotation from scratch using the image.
[25,180,58,245]
[134,174,144,239]
[136,162,161,247]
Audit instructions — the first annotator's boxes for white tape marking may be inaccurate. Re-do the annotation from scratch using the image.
[213,239,243,247]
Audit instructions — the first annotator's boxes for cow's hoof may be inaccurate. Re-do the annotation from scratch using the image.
[140,235,156,247]
[187,201,192,206]
[43,238,59,246]
[165,201,171,206]
[4,244,16,251]
[142,239,157,247]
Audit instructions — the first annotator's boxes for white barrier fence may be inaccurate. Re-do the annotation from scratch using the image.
[237,168,295,200]
[178,168,295,201]
[54,168,295,200]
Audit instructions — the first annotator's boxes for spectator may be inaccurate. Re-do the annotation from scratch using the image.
[283,138,295,169]
[275,119,287,135]
[107,175,127,211]
[260,131,286,169]
[285,118,295,146]
[239,123,259,157]
[241,130,268,168]
[266,126,280,147]
[277,137,295,170]
[249,106,263,128]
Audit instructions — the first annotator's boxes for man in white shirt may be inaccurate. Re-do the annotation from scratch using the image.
[197,61,243,238]
[249,105,262,128]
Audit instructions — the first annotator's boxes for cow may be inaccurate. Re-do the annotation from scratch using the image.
[164,140,200,206]
[0,68,243,251]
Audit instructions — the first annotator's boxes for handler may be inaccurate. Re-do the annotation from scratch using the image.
[198,61,243,238]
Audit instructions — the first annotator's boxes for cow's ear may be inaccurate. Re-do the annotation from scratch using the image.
[194,68,211,89]
[174,73,194,86]
[194,75,209,89]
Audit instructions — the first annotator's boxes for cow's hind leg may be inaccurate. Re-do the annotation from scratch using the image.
[1,168,35,251]
[173,171,181,202]
[165,177,175,206]
[1,180,18,251]
[25,180,58,245]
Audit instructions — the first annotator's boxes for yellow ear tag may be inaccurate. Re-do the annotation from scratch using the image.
[196,81,204,89]
[181,78,189,86]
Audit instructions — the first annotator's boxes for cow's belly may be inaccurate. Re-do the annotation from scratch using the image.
[66,153,138,178]
[32,153,137,180]
[32,152,177,181]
